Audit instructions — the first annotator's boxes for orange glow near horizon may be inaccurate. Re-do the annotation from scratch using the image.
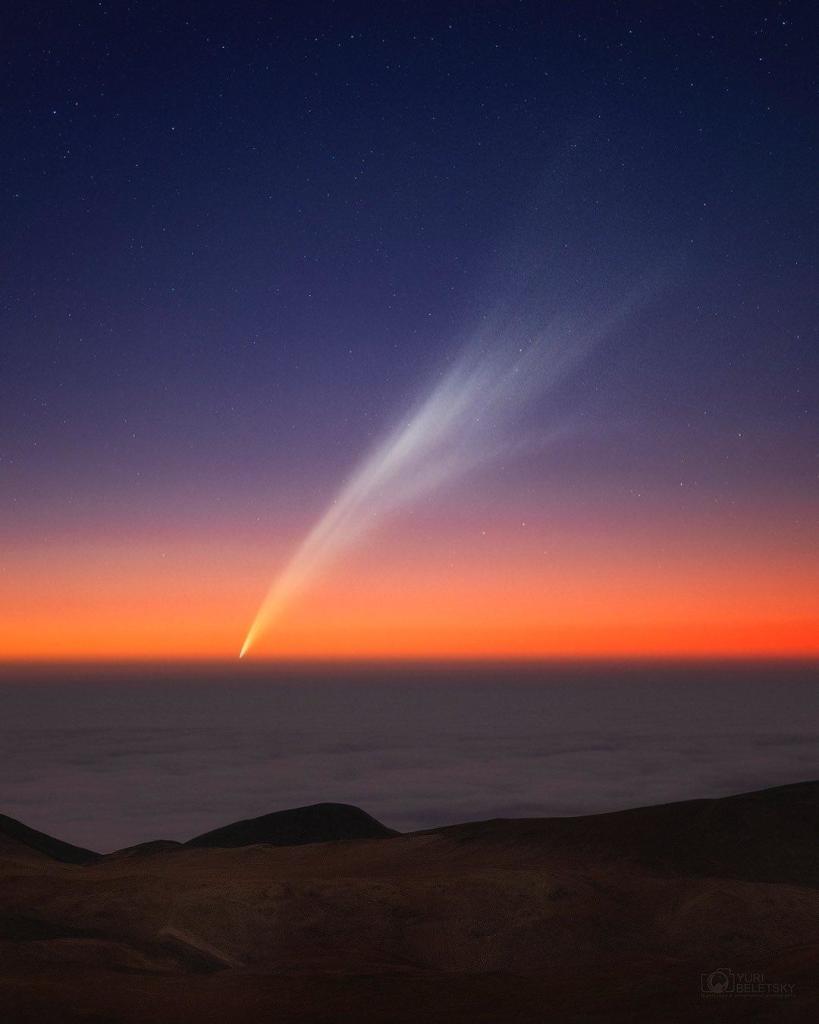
[2,501,817,662]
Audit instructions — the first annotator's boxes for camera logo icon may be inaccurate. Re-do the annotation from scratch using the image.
[701,968,735,995]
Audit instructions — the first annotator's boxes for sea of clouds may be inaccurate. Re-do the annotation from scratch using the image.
[1,662,816,851]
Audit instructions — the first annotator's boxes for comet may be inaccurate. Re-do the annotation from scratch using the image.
[239,297,641,658]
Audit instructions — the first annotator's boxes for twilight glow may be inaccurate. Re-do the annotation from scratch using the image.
[2,5,816,663]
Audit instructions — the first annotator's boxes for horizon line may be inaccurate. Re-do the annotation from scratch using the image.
[1,653,817,669]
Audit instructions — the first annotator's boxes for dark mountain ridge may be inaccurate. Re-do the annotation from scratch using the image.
[2,782,817,885]
[431,779,819,887]
[186,801,397,849]
[0,812,100,865]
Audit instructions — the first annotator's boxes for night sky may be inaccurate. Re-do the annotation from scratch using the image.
[2,2,816,659]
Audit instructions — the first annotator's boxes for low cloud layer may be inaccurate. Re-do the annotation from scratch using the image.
[1,664,815,851]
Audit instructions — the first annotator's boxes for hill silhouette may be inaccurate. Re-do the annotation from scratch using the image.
[431,779,819,887]
[0,812,99,865]
[186,801,396,849]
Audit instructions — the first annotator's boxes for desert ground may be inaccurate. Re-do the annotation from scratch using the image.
[1,782,816,1022]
